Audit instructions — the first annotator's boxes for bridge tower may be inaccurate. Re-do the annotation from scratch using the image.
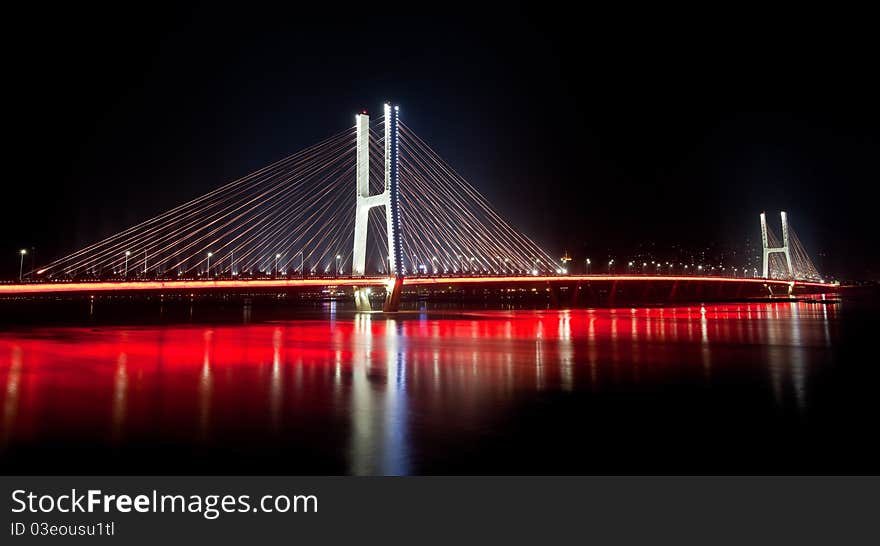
[760,211,793,279]
[352,103,404,311]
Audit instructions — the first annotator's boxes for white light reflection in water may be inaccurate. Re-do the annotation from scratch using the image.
[270,327,283,431]
[382,320,409,475]
[199,329,214,440]
[587,314,598,389]
[350,313,374,475]
[111,350,128,444]
[558,311,573,391]
[823,303,831,347]
[349,317,409,475]
[535,318,545,391]
[631,309,641,383]
[700,305,712,379]
[789,303,806,412]
[2,346,23,447]
[767,309,784,406]
[610,309,620,383]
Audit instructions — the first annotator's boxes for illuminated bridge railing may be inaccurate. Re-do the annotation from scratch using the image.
[0,275,839,296]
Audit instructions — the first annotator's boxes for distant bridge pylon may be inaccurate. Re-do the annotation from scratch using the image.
[760,211,821,281]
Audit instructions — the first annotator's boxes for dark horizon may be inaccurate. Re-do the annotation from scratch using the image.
[3,4,877,279]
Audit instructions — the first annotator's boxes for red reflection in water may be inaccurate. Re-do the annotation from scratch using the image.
[0,302,838,474]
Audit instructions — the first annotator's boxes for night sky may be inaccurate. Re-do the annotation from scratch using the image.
[4,4,877,279]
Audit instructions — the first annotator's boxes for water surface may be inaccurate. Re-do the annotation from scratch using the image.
[1,300,877,474]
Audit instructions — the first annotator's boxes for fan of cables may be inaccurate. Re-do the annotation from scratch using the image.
[34,117,557,279]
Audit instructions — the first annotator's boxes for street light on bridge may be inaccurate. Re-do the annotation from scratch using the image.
[275,253,281,276]
[18,249,27,282]
[608,259,614,274]
[124,251,131,278]
[585,258,591,274]
[336,254,342,275]
[206,252,213,276]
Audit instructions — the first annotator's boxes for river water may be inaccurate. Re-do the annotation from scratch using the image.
[1,298,877,475]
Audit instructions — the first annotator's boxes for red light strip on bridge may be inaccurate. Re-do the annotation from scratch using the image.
[0,275,837,296]
[0,278,387,295]
[403,275,835,289]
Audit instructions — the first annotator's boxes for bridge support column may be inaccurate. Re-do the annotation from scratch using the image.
[383,277,403,312]
[352,103,403,279]
[761,211,793,279]
[353,287,372,312]
[608,280,618,307]
[548,283,560,308]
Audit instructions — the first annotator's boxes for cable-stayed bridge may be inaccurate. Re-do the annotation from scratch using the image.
[4,103,835,309]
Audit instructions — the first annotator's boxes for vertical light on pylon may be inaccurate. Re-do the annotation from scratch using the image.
[352,110,371,276]
[385,102,403,276]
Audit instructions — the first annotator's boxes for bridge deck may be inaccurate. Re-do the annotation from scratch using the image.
[0,275,836,296]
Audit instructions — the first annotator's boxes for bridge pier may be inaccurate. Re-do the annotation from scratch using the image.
[353,287,373,312]
[383,277,403,312]
[548,283,560,308]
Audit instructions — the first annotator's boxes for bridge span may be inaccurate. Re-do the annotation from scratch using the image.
[0,275,839,311]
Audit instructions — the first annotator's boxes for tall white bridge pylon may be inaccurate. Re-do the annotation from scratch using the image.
[352,103,402,278]
[760,211,822,281]
[760,211,792,279]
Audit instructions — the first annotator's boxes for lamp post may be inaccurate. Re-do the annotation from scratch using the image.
[18,249,27,281]
[608,259,614,274]
[336,254,342,276]
[206,252,212,276]
[275,253,281,277]
[124,251,131,278]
